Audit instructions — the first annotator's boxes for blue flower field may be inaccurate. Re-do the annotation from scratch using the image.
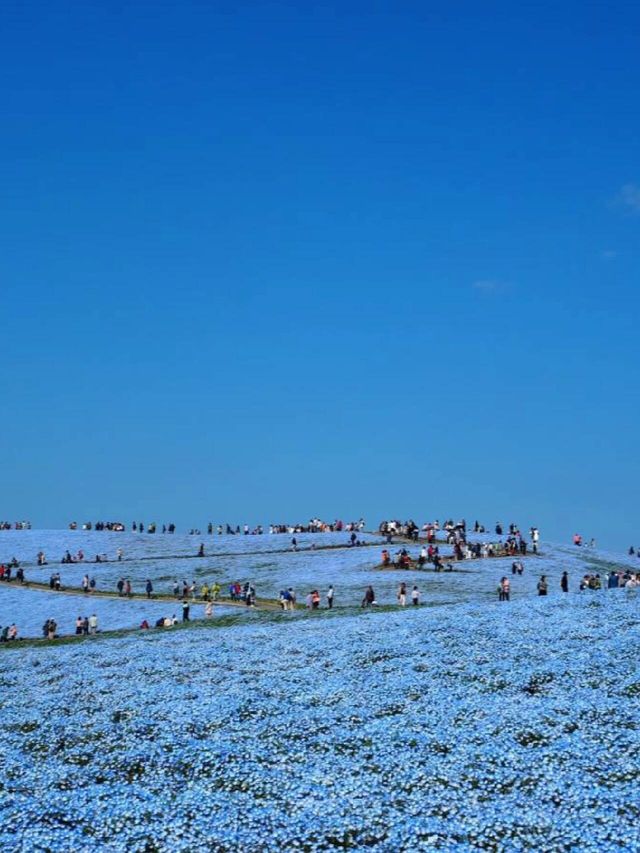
[0,530,638,851]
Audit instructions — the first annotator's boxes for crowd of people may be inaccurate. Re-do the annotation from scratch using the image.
[498,568,640,600]
[381,547,454,572]
[62,519,368,536]
[378,534,536,570]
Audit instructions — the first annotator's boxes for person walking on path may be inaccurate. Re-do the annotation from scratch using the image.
[88,614,98,634]
[182,601,190,622]
[361,585,376,608]
[411,585,420,606]
[327,585,334,608]
[397,582,406,606]
[561,571,569,593]
[145,579,153,599]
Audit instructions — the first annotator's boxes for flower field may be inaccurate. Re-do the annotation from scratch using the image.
[0,581,639,851]
[1,530,639,850]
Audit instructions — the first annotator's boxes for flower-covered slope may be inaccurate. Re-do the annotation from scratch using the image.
[0,593,638,852]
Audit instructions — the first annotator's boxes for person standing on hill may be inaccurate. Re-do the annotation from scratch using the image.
[498,577,510,601]
[561,571,569,593]
[327,585,334,609]
[530,527,540,554]
[537,575,548,596]
[397,582,407,606]
[145,579,153,599]
[182,601,190,622]
[411,585,420,606]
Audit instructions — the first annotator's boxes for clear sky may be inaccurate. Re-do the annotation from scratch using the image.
[2,1,639,548]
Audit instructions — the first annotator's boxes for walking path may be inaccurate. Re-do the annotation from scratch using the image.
[1,579,284,610]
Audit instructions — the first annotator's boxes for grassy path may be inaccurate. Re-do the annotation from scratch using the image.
[0,597,455,651]
[0,579,284,610]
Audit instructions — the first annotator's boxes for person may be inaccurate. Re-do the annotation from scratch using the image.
[82,574,90,593]
[573,533,582,547]
[117,578,125,596]
[361,586,376,608]
[411,585,420,606]
[145,579,153,599]
[530,527,540,554]
[205,602,213,618]
[125,579,132,598]
[311,589,320,609]
[381,549,391,566]
[88,614,98,634]
[182,601,190,622]
[89,577,96,593]
[327,585,334,608]
[140,619,150,629]
[498,577,510,601]
[197,543,205,557]
[75,616,83,635]
[561,571,569,593]
[117,548,123,561]
[397,582,406,607]
[537,575,548,596]
[47,619,56,640]
[291,537,298,551]
[172,580,180,597]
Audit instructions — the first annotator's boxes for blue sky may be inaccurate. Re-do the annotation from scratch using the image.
[2,1,639,547]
